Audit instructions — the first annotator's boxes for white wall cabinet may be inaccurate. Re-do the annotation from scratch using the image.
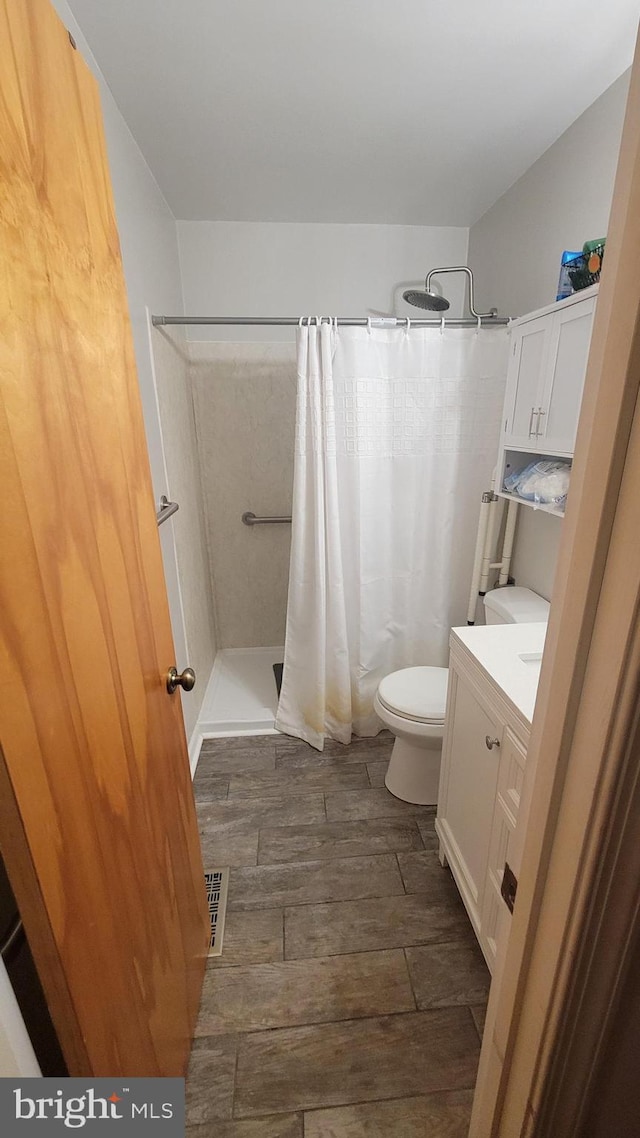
[436,638,531,972]
[502,285,596,456]
[497,285,597,516]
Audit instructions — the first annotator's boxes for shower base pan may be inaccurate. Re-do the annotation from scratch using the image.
[198,646,284,737]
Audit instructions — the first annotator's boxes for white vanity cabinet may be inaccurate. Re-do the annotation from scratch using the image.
[436,631,534,973]
[502,285,596,456]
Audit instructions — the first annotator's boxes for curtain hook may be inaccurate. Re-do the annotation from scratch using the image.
[440,314,446,335]
[405,316,411,336]
[476,314,482,335]
[367,317,372,335]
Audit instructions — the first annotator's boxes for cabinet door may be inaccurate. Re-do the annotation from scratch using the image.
[503,316,550,448]
[481,728,526,970]
[437,670,502,933]
[537,296,596,454]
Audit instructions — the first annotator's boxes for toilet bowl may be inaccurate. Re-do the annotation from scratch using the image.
[376,586,550,805]
[373,666,448,805]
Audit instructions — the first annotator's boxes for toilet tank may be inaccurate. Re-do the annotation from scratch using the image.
[483,586,550,625]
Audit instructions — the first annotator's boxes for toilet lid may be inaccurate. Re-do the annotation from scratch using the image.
[377,666,448,723]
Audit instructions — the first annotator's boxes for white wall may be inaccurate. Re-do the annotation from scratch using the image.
[469,72,630,600]
[177,222,470,341]
[53,0,217,739]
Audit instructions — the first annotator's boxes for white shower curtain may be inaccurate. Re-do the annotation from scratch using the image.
[275,320,508,750]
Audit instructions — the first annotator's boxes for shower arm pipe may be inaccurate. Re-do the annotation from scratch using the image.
[425,266,499,320]
[151,314,510,327]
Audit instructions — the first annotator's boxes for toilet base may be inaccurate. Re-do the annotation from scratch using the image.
[384,735,442,806]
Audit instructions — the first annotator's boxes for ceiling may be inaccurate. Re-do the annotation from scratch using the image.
[68,0,638,226]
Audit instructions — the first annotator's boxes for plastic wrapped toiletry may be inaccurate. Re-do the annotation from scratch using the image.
[504,460,571,508]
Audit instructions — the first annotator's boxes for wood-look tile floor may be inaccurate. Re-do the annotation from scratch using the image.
[186,732,489,1138]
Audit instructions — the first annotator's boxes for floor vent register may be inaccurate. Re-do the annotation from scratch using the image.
[204,868,229,957]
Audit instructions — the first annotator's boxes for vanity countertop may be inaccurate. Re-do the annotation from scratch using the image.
[450,621,547,726]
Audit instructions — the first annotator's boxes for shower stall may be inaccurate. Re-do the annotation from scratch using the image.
[186,340,298,735]
[152,266,510,741]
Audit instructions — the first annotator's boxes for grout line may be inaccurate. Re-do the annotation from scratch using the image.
[230,1033,241,1122]
[467,1003,485,1045]
[216,1005,476,1044]
[235,845,434,869]
[396,852,408,894]
[198,1004,451,1046]
[300,1088,474,1126]
[228,889,408,913]
[275,930,471,963]
[402,946,419,1012]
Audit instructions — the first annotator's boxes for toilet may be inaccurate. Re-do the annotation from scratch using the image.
[374,586,551,804]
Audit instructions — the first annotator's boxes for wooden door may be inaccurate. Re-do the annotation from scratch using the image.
[469,23,640,1135]
[0,0,209,1076]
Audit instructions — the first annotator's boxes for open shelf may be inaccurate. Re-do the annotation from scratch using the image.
[497,490,565,518]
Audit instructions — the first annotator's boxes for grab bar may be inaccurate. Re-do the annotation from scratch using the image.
[157,495,179,526]
[242,511,292,526]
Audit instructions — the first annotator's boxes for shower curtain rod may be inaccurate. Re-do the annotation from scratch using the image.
[151,314,511,328]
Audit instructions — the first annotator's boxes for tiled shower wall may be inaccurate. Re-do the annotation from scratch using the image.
[190,342,297,648]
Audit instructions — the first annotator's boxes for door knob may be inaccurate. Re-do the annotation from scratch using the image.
[166,666,196,694]
[485,735,500,750]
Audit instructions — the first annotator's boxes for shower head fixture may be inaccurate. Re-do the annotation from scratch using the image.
[402,289,450,312]
[403,266,497,320]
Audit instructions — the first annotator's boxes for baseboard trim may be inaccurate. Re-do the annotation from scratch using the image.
[188,725,204,778]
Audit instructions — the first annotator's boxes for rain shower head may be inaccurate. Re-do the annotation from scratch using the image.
[402,288,450,312]
[403,266,497,319]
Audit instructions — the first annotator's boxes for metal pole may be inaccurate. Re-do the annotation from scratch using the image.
[498,499,520,586]
[468,489,494,624]
[151,314,510,328]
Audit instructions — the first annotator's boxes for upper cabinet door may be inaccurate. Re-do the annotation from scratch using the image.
[503,316,551,448]
[537,296,596,455]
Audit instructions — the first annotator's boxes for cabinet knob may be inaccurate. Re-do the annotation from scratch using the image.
[485,735,500,750]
